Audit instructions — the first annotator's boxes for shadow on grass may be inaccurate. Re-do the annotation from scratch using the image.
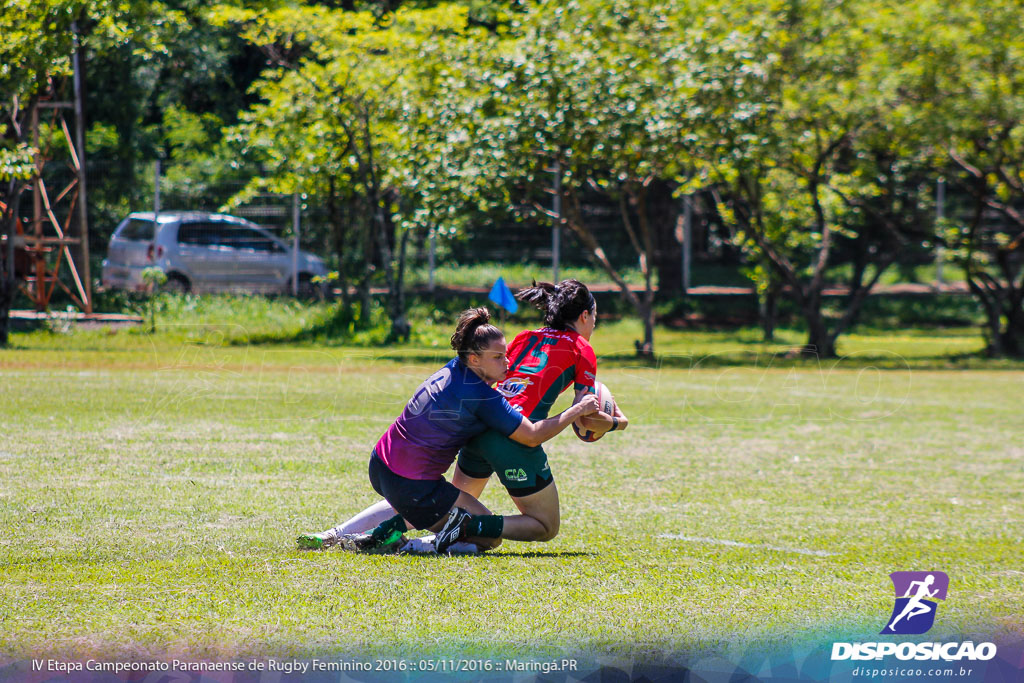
[594,351,1019,371]
[393,550,597,560]
[232,307,1012,370]
[231,345,1009,370]
[226,343,1021,371]
[225,336,1016,371]
[480,550,596,559]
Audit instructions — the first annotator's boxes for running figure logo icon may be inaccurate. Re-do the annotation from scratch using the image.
[882,571,949,635]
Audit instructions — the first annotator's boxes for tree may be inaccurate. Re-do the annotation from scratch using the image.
[216,4,479,340]
[426,0,691,356]
[914,0,1024,357]
[82,0,270,240]
[0,0,179,345]
[424,0,942,358]
[677,0,936,357]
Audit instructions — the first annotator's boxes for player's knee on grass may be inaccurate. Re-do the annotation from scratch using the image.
[526,513,558,542]
[537,515,559,542]
[508,474,559,541]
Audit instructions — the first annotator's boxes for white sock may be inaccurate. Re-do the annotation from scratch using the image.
[400,536,480,555]
[445,541,481,555]
[330,499,399,535]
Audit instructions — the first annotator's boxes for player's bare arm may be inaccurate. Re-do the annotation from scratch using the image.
[509,393,600,447]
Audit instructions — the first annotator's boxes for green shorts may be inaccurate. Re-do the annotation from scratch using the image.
[457,429,554,496]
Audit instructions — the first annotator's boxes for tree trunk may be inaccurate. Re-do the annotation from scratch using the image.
[389,223,412,343]
[634,184,659,360]
[372,185,410,343]
[374,188,409,343]
[760,283,778,342]
[831,255,898,342]
[949,161,1024,358]
[995,248,1024,357]
[802,304,836,358]
[357,199,374,326]
[844,260,868,330]
[0,269,11,347]
[1001,317,1024,357]
[0,185,25,348]
[985,314,1004,358]
[635,300,655,357]
[624,182,658,357]
[327,176,351,310]
[649,179,682,297]
[0,295,10,347]
[975,281,1024,358]
[966,274,1008,357]
[546,184,649,344]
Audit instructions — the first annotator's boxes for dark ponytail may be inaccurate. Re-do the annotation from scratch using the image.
[516,279,595,330]
[450,307,504,360]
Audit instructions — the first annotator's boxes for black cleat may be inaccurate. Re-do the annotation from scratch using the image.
[433,507,472,554]
[337,530,407,554]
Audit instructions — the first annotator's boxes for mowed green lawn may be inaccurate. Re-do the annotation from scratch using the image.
[0,324,1021,664]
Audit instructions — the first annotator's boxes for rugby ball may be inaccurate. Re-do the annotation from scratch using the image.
[572,380,616,443]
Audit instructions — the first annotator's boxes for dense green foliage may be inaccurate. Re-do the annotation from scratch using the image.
[2,0,1023,356]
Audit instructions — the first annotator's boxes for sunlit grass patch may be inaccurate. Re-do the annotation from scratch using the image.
[1,338,1021,661]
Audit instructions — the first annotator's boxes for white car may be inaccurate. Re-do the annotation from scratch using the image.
[101,212,329,297]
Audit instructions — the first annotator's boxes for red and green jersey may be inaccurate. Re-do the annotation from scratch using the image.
[496,327,597,420]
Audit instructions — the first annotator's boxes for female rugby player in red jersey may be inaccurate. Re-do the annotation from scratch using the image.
[448,279,629,547]
[297,306,601,553]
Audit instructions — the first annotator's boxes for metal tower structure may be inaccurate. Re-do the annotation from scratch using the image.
[18,25,92,313]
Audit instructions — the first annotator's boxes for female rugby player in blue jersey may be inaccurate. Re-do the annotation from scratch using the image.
[297,307,600,553]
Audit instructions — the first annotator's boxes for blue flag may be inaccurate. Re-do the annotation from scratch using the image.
[488,277,519,314]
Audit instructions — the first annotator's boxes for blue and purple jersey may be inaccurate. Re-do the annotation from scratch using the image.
[375,358,524,480]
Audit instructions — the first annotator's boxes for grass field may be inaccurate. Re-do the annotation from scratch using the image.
[1,310,1022,666]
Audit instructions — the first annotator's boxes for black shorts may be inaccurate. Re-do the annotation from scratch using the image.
[367,451,460,530]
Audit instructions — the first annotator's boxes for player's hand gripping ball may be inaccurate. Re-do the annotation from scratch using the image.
[572,380,616,442]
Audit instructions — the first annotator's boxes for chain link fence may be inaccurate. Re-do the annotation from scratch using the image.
[52,160,739,297]
[25,156,979,311]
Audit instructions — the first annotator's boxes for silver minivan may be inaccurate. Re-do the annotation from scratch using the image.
[101,212,329,297]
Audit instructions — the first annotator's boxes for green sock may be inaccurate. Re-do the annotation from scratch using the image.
[467,514,504,539]
[370,514,406,543]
